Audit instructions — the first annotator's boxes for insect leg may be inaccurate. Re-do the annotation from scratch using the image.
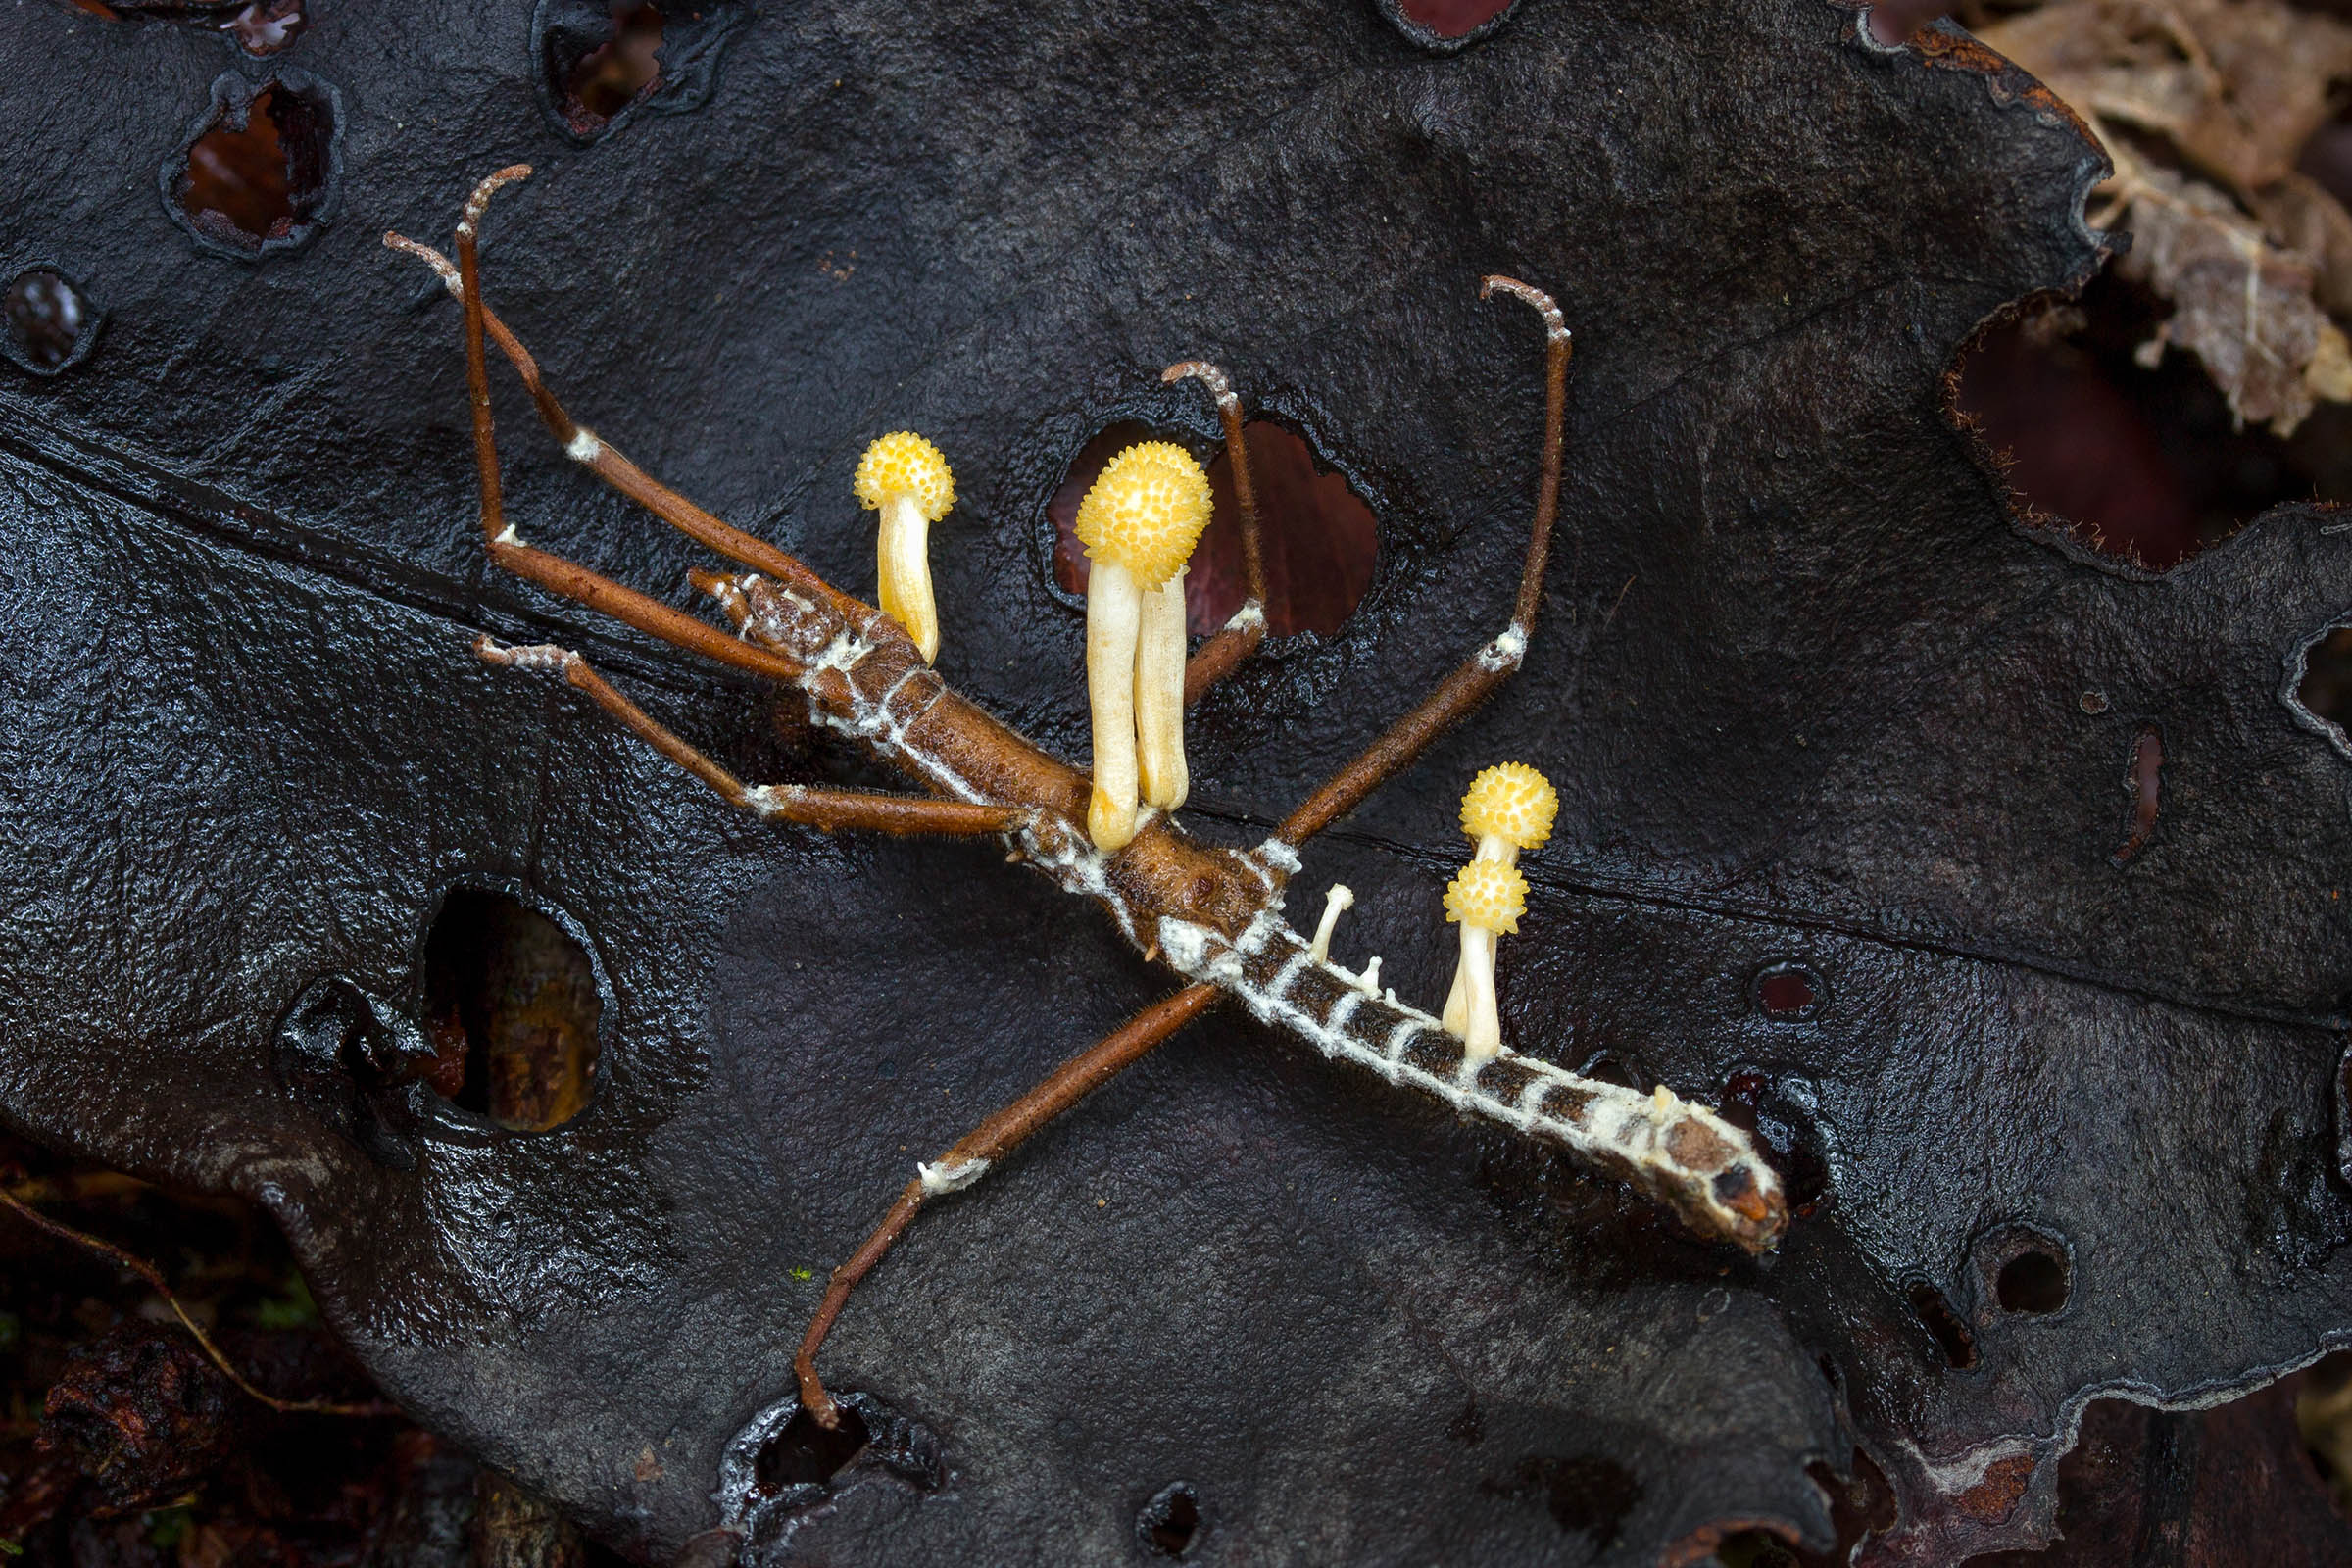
[386,172,852,615]
[474,637,1025,837]
[1275,277,1568,846]
[1162,362,1269,704]
[793,982,1219,1428]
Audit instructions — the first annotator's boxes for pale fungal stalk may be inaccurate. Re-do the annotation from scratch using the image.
[1443,858,1528,1063]
[1134,572,1191,810]
[1307,884,1354,963]
[1442,762,1557,1038]
[855,431,956,662]
[1073,442,1213,852]
[1084,556,1144,850]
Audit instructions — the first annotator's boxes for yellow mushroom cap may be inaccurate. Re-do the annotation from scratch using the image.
[1460,761,1558,850]
[1073,442,1213,591]
[1444,859,1527,934]
[855,431,956,522]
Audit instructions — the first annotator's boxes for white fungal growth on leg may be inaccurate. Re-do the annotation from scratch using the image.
[564,427,604,464]
[1072,442,1213,852]
[1149,910,1786,1253]
[473,636,574,674]
[1308,883,1354,963]
[742,783,803,819]
[917,1157,991,1196]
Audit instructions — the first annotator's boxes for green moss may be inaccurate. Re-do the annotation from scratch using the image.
[145,1508,193,1550]
[253,1269,319,1331]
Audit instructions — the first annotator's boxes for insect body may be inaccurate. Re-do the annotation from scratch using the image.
[387,166,1787,1429]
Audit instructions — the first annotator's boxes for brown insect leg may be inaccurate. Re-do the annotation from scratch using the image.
[1276,276,1569,845]
[475,637,1027,837]
[793,982,1219,1428]
[389,178,860,621]
[407,171,812,687]
[1165,361,1269,705]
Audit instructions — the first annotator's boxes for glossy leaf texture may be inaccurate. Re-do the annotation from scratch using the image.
[3,1,2349,1562]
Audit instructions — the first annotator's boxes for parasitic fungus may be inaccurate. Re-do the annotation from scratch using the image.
[1443,858,1528,1063]
[855,431,956,662]
[1073,441,1213,852]
[1308,883,1354,963]
[1442,763,1555,1058]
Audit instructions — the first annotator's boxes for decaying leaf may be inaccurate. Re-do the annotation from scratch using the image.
[3,3,2351,1565]
[2103,153,2352,433]
[1976,0,2352,194]
[2253,172,2352,319]
[1981,0,2352,435]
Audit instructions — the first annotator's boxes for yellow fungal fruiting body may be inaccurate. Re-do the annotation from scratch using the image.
[1074,442,1213,590]
[1460,761,1557,851]
[1444,859,1527,934]
[856,431,956,662]
[855,431,956,522]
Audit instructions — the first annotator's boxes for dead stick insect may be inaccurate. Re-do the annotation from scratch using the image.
[385,166,1788,1428]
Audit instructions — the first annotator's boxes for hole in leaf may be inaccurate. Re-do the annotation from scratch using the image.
[1952,273,2344,571]
[1050,419,1378,638]
[1995,1248,2070,1315]
[1579,1054,1638,1089]
[2299,626,2352,740]
[1714,1069,1833,1212]
[1136,1481,1200,1558]
[1711,1528,1803,1568]
[549,2,666,137]
[171,75,339,256]
[1863,0,1947,45]
[2294,1348,2352,1503]
[2112,726,2163,865]
[218,0,306,53]
[1478,1455,1641,1544]
[753,1401,870,1492]
[1395,0,1514,39]
[422,890,601,1132]
[1908,1281,1979,1370]
[91,1,307,53]
[3,268,98,374]
[1754,962,1822,1021]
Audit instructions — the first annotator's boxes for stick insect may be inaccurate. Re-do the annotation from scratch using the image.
[385,167,1788,1430]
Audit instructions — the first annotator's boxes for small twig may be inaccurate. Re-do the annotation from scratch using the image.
[0,1189,398,1419]
[1,1171,149,1207]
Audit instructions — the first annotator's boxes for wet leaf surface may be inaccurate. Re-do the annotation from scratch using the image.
[3,1,2350,1562]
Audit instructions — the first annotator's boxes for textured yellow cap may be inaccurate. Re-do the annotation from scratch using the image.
[1460,762,1557,849]
[1444,859,1527,933]
[1073,442,1213,590]
[855,431,956,522]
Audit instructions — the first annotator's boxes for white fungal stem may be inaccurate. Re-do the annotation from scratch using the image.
[1134,569,1190,810]
[1454,922,1502,1062]
[1087,558,1143,851]
[876,492,939,662]
[1444,834,1517,1032]
[1307,883,1354,963]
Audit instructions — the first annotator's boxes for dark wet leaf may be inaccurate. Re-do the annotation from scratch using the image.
[2,2,2349,1563]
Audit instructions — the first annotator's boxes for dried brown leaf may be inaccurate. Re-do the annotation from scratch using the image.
[2253,170,2352,318]
[2105,157,2343,433]
[1981,0,2352,193]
